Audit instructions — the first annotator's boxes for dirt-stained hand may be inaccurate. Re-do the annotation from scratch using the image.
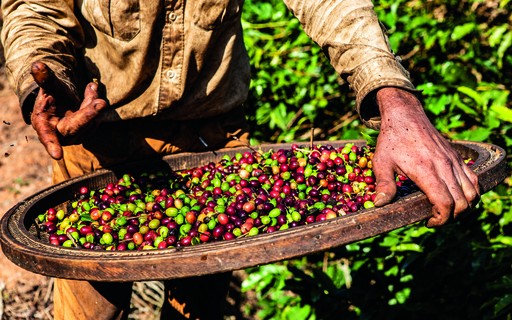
[30,62,108,160]
[371,87,480,227]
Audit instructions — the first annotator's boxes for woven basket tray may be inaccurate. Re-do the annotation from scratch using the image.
[0,140,507,282]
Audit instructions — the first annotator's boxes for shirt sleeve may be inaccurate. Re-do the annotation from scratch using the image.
[282,0,420,129]
[1,0,83,123]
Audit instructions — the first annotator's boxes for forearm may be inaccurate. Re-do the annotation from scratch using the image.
[1,0,83,123]
[282,0,418,128]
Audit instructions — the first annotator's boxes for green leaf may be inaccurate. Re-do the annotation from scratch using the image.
[490,105,512,123]
[393,243,423,252]
[447,114,465,130]
[385,265,399,277]
[499,208,512,228]
[325,264,347,289]
[500,0,511,8]
[455,127,492,142]
[380,236,400,248]
[395,287,411,304]
[360,130,378,147]
[492,236,512,246]
[497,31,512,68]
[242,265,290,293]
[457,86,484,107]
[484,197,504,215]
[340,128,362,140]
[453,94,480,117]
[283,304,312,320]
[451,23,476,41]
[79,214,92,222]
[416,82,437,95]
[488,24,509,47]
[495,294,512,316]
[425,94,450,115]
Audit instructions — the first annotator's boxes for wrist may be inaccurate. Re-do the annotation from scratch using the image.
[376,87,423,116]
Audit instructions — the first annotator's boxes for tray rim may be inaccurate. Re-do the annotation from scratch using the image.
[0,140,507,281]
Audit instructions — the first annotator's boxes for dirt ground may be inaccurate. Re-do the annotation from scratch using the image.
[0,34,58,317]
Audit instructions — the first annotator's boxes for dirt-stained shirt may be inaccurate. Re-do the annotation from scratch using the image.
[1,0,416,129]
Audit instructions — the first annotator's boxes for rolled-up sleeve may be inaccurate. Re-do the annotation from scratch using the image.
[1,0,83,123]
[283,0,419,129]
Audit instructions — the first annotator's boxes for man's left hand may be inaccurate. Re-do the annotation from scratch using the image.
[371,87,480,227]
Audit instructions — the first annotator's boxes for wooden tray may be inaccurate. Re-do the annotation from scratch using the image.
[0,140,507,282]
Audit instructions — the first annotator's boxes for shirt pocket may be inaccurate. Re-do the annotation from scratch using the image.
[81,0,141,41]
[192,0,242,30]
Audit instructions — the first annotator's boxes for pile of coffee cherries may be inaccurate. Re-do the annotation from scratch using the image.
[36,143,420,251]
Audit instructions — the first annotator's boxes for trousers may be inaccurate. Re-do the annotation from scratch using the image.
[51,108,250,320]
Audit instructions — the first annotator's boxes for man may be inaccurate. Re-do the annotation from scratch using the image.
[1,1,479,319]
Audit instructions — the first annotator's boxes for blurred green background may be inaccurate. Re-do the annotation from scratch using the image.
[239,0,512,319]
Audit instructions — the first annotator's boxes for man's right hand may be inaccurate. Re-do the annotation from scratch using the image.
[30,62,108,160]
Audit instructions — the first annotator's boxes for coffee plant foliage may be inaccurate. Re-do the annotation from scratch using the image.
[240,0,512,319]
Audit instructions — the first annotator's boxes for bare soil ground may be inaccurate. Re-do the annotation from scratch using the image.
[0,39,57,318]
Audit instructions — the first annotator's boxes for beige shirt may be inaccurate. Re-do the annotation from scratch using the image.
[1,0,416,128]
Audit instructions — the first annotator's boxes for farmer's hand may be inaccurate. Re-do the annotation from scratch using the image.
[30,62,108,160]
[371,87,480,227]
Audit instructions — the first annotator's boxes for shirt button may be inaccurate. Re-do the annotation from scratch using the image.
[168,12,177,22]
[167,70,175,79]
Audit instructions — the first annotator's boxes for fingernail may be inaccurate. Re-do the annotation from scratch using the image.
[373,193,387,206]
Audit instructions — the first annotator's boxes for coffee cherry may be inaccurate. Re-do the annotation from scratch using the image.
[37,143,430,251]
[79,225,93,236]
[217,213,229,225]
[132,232,143,246]
[102,233,114,245]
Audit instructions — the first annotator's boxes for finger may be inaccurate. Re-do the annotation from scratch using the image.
[442,173,469,221]
[57,101,107,136]
[426,205,451,228]
[448,164,480,220]
[423,183,454,227]
[82,81,100,103]
[30,62,79,106]
[31,91,63,160]
[428,150,480,221]
[461,163,480,203]
[31,86,56,114]
[373,165,398,207]
[30,62,60,93]
[35,122,63,160]
[57,82,108,137]
[410,165,454,227]
[81,82,108,113]
[30,62,52,86]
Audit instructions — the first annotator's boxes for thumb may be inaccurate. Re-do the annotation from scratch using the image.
[373,170,397,207]
[30,61,79,105]
[30,62,57,93]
